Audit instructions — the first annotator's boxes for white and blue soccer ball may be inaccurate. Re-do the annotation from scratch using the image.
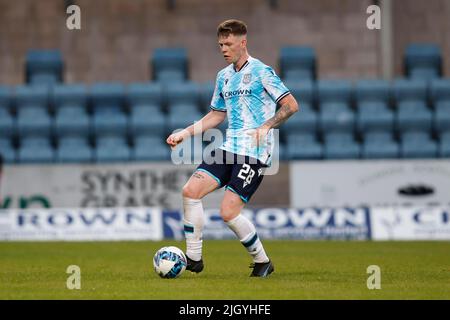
[153,246,187,279]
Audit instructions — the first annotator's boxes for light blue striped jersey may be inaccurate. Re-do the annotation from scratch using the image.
[210,56,290,165]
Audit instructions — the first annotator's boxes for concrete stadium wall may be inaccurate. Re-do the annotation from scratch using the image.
[1,0,377,84]
[1,0,448,85]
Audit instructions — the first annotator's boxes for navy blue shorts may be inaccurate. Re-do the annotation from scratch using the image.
[196,149,267,203]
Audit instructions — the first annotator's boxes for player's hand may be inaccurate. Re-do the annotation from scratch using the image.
[247,126,270,148]
[166,131,187,149]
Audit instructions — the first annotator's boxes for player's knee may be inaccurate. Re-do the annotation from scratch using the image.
[220,201,240,222]
[182,184,201,200]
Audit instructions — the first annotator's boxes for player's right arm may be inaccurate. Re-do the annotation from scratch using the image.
[166,110,226,148]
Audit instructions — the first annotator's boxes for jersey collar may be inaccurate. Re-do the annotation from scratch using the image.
[233,56,251,73]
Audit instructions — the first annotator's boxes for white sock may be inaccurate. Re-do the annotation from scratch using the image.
[225,214,269,263]
[183,197,204,261]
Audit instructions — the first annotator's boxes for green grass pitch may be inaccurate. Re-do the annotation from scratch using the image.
[1,240,449,299]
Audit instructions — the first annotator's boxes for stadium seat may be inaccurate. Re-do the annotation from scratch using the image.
[319,102,355,134]
[323,132,361,159]
[430,79,450,133]
[129,105,166,138]
[396,100,432,133]
[434,101,450,134]
[127,83,166,137]
[199,81,215,113]
[166,82,202,132]
[439,132,450,158]
[167,109,202,134]
[53,84,90,137]
[393,79,431,133]
[127,82,163,110]
[280,46,316,81]
[56,135,93,163]
[430,79,450,103]
[25,49,63,86]
[132,135,171,161]
[357,102,394,134]
[91,83,127,136]
[151,47,188,82]
[15,85,51,137]
[166,82,200,108]
[318,80,355,133]
[0,138,16,163]
[355,79,391,106]
[286,133,323,160]
[18,136,55,163]
[393,79,428,104]
[0,86,14,137]
[362,132,399,159]
[95,134,131,163]
[404,44,442,80]
[400,131,438,158]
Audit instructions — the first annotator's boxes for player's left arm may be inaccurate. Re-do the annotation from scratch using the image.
[261,94,299,130]
[248,93,298,146]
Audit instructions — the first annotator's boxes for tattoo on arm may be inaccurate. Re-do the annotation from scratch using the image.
[264,102,296,129]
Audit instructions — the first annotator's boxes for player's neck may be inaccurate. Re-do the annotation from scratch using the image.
[233,52,250,72]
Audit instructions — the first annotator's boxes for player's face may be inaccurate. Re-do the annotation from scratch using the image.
[218,34,246,64]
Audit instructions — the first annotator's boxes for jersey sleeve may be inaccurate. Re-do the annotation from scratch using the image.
[261,66,291,104]
[210,72,226,112]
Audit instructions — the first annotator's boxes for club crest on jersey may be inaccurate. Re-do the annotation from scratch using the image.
[243,74,252,84]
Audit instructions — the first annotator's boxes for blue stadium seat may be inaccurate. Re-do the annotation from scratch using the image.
[319,102,355,134]
[286,133,323,159]
[0,86,14,137]
[355,79,391,105]
[129,105,166,137]
[357,102,394,134]
[95,134,131,163]
[132,135,170,161]
[400,131,438,158]
[200,81,215,113]
[393,79,428,104]
[430,79,450,103]
[127,83,166,137]
[396,101,432,133]
[18,136,55,163]
[56,135,93,163]
[91,83,127,136]
[152,47,188,82]
[430,79,450,133]
[323,132,360,159]
[26,49,63,86]
[166,82,200,109]
[15,85,51,137]
[434,101,450,134]
[280,46,316,81]
[318,80,355,133]
[404,44,442,80]
[127,82,163,110]
[167,109,202,133]
[362,131,399,159]
[53,84,90,137]
[439,132,450,158]
[0,138,16,163]
[166,82,202,132]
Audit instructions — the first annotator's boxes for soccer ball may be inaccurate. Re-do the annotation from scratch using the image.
[153,246,187,279]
